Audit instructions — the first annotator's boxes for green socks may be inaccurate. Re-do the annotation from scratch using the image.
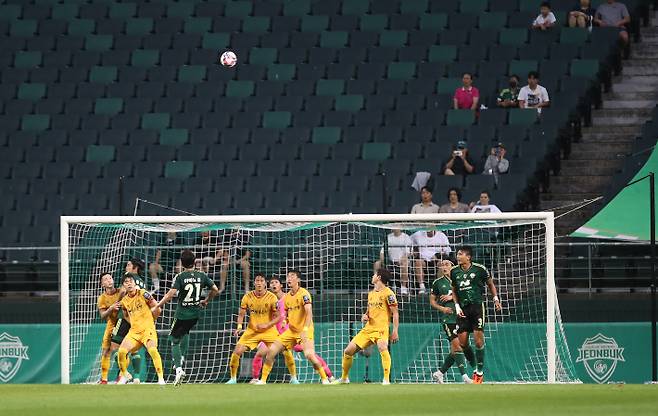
[475,346,485,374]
[172,337,182,369]
[454,352,467,375]
[439,354,455,373]
[130,352,142,375]
[462,345,476,368]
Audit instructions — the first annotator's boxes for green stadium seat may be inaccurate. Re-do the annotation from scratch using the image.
[164,161,194,179]
[85,35,113,52]
[94,98,123,115]
[419,13,448,30]
[226,80,255,97]
[560,28,590,45]
[519,0,543,12]
[335,95,364,112]
[320,31,348,48]
[360,15,389,31]
[141,113,171,130]
[89,66,117,84]
[500,28,528,45]
[249,48,277,65]
[437,77,462,94]
[312,127,341,144]
[52,4,79,19]
[461,0,488,13]
[342,0,370,15]
[67,19,95,36]
[570,59,599,78]
[86,145,115,163]
[267,64,296,81]
[301,15,329,32]
[126,18,153,36]
[446,110,475,126]
[10,20,37,37]
[283,0,311,16]
[167,2,194,18]
[478,12,508,29]
[380,30,407,47]
[509,109,538,125]
[0,5,21,21]
[184,17,211,34]
[109,3,135,19]
[225,1,252,17]
[243,16,270,33]
[362,142,391,160]
[159,129,189,146]
[316,79,345,96]
[21,114,50,132]
[131,49,159,67]
[510,60,538,76]
[17,83,46,101]
[429,45,457,63]
[387,62,416,79]
[202,33,230,50]
[178,65,206,83]
[14,51,42,69]
[401,0,428,14]
[263,111,292,128]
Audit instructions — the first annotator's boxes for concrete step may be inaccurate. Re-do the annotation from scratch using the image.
[604,91,658,101]
[591,115,651,125]
[611,82,658,93]
[559,166,619,176]
[630,50,658,59]
[584,125,642,135]
[540,192,600,201]
[622,65,658,76]
[602,99,657,109]
[594,107,653,117]
[614,75,658,84]
[568,150,628,160]
[561,159,624,169]
[551,176,611,192]
[571,142,633,154]
[580,133,638,143]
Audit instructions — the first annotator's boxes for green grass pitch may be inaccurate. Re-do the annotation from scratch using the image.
[2,384,657,416]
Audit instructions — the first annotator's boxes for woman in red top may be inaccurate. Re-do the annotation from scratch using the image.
[453,72,480,110]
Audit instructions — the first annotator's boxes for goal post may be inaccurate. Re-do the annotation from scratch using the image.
[60,212,579,384]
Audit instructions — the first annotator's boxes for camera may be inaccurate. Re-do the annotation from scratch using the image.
[453,150,463,157]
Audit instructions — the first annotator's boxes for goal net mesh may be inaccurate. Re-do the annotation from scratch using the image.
[64,217,579,383]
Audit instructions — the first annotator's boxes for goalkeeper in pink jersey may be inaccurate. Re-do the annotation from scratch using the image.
[250,276,334,383]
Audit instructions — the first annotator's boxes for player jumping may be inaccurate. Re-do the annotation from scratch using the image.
[226,273,282,384]
[451,246,502,384]
[117,274,165,385]
[334,268,399,385]
[430,260,472,384]
[257,270,329,385]
[96,272,122,384]
[155,249,219,385]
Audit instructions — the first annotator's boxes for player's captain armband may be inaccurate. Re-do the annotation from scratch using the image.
[143,291,152,300]
[386,294,397,305]
[302,295,311,304]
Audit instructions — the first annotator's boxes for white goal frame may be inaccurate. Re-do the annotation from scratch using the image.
[60,212,556,384]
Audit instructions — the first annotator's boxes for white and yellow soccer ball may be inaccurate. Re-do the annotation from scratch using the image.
[220,50,237,68]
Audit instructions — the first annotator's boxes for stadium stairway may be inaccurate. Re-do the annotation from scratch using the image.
[542,10,658,237]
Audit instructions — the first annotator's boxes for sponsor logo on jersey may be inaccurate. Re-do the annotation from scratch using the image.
[0,333,30,383]
[576,333,625,384]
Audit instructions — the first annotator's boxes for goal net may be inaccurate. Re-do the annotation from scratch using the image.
[60,213,580,384]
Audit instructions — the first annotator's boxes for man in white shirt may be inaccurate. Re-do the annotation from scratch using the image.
[518,71,550,114]
[374,229,413,294]
[412,230,452,295]
[470,191,502,214]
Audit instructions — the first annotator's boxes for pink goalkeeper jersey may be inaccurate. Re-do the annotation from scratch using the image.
[275,297,288,334]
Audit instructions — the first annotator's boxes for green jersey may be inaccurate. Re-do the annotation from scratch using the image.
[450,262,490,307]
[431,276,456,324]
[497,87,520,104]
[172,269,215,320]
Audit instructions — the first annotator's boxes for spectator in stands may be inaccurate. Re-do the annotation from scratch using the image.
[374,229,413,295]
[496,75,521,108]
[148,231,182,293]
[411,186,440,213]
[195,230,251,294]
[470,191,502,213]
[532,2,557,31]
[412,229,452,295]
[594,0,630,45]
[453,72,480,111]
[483,143,509,176]
[439,188,470,213]
[518,71,550,113]
[569,0,595,28]
[443,141,476,176]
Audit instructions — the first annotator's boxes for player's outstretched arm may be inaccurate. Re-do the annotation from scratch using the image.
[200,284,219,307]
[145,293,162,319]
[390,305,399,344]
[155,288,177,310]
[487,277,502,312]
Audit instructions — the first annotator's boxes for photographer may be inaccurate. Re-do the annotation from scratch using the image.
[483,143,509,176]
[443,140,476,176]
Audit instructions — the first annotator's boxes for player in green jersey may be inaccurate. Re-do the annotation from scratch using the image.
[430,260,472,384]
[450,246,502,384]
[155,249,219,386]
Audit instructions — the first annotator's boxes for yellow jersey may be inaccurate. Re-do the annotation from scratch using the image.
[121,288,156,333]
[97,289,121,328]
[365,286,398,331]
[284,287,312,333]
[240,290,278,331]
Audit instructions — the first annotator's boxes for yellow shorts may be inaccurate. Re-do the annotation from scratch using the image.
[353,327,388,349]
[101,325,114,350]
[126,327,158,349]
[237,327,280,351]
[278,327,314,350]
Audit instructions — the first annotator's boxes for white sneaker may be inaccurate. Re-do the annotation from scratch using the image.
[328,376,336,383]
[174,367,186,386]
[289,376,300,384]
[400,286,409,295]
[157,378,166,386]
[132,378,140,384]
[117,376,128,385]
[252,380,266,385]
[382,379,391,385]
[432,370,444,384]
[331,378,350,384]
[225,378,237,385]
[462,374,473,384]
[321,378,330,385]
[248,378,259,385]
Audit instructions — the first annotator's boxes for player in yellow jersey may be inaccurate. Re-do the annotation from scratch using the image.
[117,274,165,385]
[334,268,399,385]
[96,272,122,384]
[226,273,282,384]
[256,269,329,385]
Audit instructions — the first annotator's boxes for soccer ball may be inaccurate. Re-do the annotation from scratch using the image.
[220,50,237,68]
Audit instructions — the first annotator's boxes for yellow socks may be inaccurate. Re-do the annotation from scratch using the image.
[341,353,354,380]
[100,354,111,381]
[381,350,391,382]
[283,349,297,378]
[117,348,129,376]
[316,364,328,381]
[229,353,241,379]
[147,347,164,379]
[260,362,273,382]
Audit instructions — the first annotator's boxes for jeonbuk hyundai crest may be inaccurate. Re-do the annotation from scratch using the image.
[576,333,625,384]
[0,332,30,383]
